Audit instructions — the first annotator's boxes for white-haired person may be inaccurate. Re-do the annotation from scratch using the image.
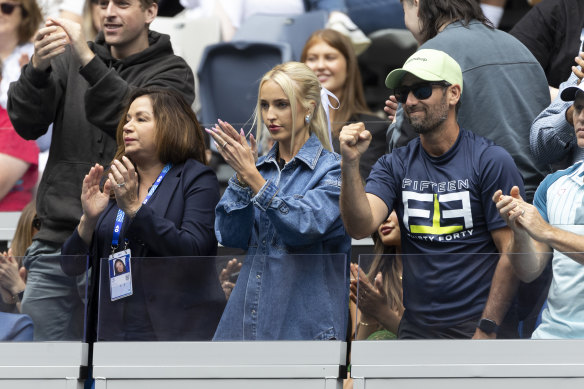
[207,61,351,341]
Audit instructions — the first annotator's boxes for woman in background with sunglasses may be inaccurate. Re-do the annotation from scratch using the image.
[0,0,42,107]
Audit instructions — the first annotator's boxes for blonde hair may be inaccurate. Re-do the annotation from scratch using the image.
[82,0,99,40]
[254,62,332,153]
[11,201,37,261]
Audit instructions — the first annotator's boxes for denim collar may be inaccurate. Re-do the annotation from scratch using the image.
[259,133,324,171]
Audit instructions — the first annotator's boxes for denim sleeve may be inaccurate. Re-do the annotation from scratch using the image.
[252,163,346,247]
[387,105,416,151]
[215,174,255,249]
[529,73,578,165]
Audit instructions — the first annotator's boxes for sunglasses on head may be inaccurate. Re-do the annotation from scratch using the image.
[393,81,451,104]
[0,2,20,15]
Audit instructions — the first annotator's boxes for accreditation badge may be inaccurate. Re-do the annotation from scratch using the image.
[109,249,133,301]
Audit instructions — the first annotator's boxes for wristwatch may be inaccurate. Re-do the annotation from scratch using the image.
[477,318,499,335]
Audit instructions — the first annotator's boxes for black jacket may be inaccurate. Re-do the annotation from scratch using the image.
[61,160,225,341]
[7,30,195,244]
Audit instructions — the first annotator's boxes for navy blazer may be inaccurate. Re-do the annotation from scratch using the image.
[62,159,225,341]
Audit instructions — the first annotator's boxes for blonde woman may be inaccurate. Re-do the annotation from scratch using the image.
[208,61,351,340]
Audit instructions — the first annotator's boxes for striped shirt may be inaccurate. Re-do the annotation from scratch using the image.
[532,161,584,338]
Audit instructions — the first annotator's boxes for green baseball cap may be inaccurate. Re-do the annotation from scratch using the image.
[385,49,463,93]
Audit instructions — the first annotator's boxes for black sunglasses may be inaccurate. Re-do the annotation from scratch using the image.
[393,81,451,104]
[0,2,20,15]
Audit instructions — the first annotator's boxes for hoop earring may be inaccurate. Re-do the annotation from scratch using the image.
[305,114,311,125]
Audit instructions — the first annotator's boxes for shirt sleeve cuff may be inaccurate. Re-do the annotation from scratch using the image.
[252,179,279,212]
[79,55,108,86]
[221,175,254,213]
[24,62,51,88]
[548,111,576,146]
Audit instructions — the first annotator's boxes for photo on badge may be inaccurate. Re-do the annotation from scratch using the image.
[109,249,133,301]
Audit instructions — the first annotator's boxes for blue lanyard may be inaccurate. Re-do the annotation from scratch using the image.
[111,163,172,249]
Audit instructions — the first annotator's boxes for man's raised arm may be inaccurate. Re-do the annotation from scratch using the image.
[339,122,388,239]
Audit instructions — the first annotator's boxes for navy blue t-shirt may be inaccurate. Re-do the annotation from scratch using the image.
[366,129,524,328]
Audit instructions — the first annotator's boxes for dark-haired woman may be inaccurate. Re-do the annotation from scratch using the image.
[62,88,225,341]
[350,211,403,340]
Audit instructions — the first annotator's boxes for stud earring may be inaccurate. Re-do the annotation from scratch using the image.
[305,114,311,125]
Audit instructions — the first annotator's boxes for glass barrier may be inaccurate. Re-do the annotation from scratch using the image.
[97,254,348,341]
[354,252,563,340]
[0,255,89,342]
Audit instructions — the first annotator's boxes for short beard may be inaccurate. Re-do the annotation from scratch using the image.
[406,92,449,135]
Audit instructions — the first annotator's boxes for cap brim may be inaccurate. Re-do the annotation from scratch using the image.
[385,69,407,89]
[385,68,449,89]
[560,85,584,102]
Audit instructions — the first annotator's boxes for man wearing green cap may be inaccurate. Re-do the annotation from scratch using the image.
[340,49,523,339]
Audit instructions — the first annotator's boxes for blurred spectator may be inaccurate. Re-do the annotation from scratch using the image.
[0,312,33,341]
[510,0,584,89]
[302,29,388,180]
[179,0,215,18]
[210,62,351,340]
[480,0,506,28]
[82,0,101,40]
[341,0,406,35]
[37,0,84,22]
[211,0,305,41]
[0,60,39,212]
[342,49,522,339]
[350,211,403,340]
[386,0,549,204]
[0,0,43,108]
[0,201,38,314]
[7,0,195,340]
[530,55,584,169]
[184,0,370,53]
[218,257,242,300]
[62,88,224,341]
[9,201,39,258]
[493,81,584,337]
[156,0,185,16]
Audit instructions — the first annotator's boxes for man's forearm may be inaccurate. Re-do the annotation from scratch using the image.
[480,254,519,328]
[340,160,375,239]
[541,225,584,266]
[507,230,551,283]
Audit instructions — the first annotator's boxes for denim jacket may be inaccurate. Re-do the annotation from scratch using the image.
[214,134,351,340]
